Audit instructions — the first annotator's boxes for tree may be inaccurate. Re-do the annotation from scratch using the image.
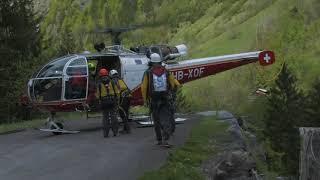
[262,63,303,175]
[0,0,39,121]
[305,78,320,127]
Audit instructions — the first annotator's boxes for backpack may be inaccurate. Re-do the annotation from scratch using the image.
[148,66,169,100]
[99,77,118,109]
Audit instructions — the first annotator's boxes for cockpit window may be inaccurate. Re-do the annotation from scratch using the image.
[69,58,87,66]
[64,57,88,100]
[66,66,87,76]
[150,47,161,55]
[37,56,73,78]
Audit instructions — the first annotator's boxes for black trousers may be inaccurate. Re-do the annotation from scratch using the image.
[119,97,130,132]
[151,99,172,142]
[102,107,118,137]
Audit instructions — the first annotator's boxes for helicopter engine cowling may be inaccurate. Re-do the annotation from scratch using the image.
[130,44,188,62]
[163,44,188,61]
[175,44,188,56]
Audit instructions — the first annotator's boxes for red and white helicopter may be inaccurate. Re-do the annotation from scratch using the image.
[27,27,275,134]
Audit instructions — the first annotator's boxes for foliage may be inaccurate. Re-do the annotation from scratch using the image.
[305,78,320,127]
[139,116,228,180]
[175,88,191,113]
[262,64,303,175]
[37,0,320,105]
[0,0,40,121]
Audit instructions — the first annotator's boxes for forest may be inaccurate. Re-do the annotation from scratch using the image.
[1,0,320,177]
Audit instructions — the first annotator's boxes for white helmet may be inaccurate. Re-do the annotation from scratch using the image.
[109,69,118,76]
[150,53,161,63]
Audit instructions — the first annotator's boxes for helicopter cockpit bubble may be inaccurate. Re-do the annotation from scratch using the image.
[28,55,89,103]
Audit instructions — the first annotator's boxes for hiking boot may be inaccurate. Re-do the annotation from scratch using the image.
[156,141,162,145]
[162,141,171,148]
[103,130,109,138]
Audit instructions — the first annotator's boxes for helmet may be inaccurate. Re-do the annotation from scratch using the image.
[150,53,161,63]
[109,69,118,76]
[99,68,109,77]
[88,63,95,71]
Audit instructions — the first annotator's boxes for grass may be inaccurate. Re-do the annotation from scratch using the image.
[0,106,150,134]
[130,106,149,115]
[0,112,88,134]
[0,119,44,134]
[139,116,228,180]
[172,0,320,113]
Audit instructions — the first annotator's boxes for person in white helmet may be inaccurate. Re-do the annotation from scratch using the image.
[141,53,181,147]
[109,69,131,134]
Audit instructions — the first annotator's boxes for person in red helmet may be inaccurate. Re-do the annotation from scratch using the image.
[96,68,120,137]
[99,68,108,77]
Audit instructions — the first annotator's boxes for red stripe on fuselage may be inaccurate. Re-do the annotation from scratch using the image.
[169,59,256,83]
[129,59,257,106]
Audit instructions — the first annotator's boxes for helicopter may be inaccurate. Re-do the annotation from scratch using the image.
[26,26,275,134]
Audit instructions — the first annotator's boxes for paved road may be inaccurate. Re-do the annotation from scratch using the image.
[0,115,199,180]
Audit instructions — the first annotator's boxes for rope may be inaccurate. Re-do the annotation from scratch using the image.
[309,131,320,167]
[118,105,127,118]
[254,57,286,87]
[255,11,286,87]
[300,128,320,179]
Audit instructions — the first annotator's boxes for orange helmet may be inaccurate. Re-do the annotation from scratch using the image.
[99,68,109,77]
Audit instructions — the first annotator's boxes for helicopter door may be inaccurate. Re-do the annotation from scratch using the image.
[121,56,149,90]
[63,57,88,101]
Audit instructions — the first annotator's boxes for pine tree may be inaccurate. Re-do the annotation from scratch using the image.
[306,78,320,127]
[263,63,303,175]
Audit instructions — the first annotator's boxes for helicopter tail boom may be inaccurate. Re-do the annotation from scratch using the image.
[167,50,275,84]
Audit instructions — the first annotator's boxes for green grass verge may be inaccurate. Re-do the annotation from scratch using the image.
[0,119,44,134]
[130,106,149,115]
[0,112,88,134]
[139,116,228,180]
[0,108,151,135]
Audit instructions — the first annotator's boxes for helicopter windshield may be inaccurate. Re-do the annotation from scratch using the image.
[36,56,75,78]
[29,55,88,103]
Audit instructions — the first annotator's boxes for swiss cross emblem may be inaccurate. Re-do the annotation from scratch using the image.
[259,51,275,66]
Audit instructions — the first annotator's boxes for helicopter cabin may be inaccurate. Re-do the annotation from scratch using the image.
[28,53,149,106]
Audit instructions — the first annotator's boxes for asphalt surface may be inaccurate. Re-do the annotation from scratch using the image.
[0,114,199,180]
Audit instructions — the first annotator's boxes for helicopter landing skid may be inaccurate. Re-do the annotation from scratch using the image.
[39,114,79,135]
[136,117,187,127]
[39,128,79,134]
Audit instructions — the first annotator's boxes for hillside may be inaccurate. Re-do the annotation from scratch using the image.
[0,0,319,178]
[40,0,320,114]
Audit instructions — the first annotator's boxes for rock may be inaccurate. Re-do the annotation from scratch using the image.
[201,111,261,180]
[197,111,217,116]
[215,168,227,180]
[217,111,234,120]
[203,150,256,179]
